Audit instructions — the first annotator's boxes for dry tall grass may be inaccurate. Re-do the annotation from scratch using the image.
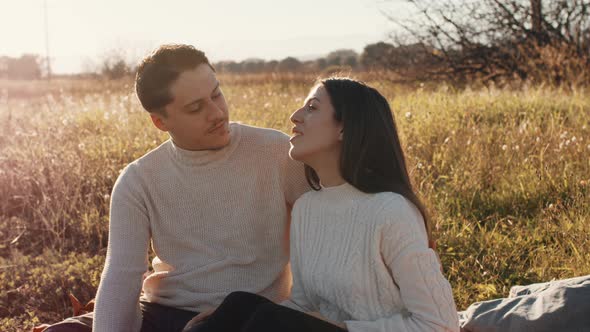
[0,76,588,330]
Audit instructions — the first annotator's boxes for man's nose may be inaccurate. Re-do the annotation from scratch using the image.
[207,101,226,121]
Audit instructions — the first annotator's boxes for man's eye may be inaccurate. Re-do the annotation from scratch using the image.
[212,92,222,99]
[307,104,315,111]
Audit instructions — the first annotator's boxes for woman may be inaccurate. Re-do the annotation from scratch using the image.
[184,77,459,332]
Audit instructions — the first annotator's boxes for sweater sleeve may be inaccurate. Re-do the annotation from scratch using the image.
[93,165,151,332]
[345,197,459,332]
[279,260,315,312]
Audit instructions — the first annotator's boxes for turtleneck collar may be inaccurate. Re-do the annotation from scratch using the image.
[166,122,242,168]
[314,181,370,206]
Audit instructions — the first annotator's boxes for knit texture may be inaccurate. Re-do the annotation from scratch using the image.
[93,123,309,332]
[282,182,460,332]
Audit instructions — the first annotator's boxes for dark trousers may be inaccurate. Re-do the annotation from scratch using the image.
[185,292,346,332]
[44,301,198,332]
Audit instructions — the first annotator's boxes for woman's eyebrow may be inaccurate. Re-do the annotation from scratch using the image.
[304,97,321,104]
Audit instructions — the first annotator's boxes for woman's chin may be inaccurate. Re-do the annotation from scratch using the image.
[288,148,298,161]
[288,147,305,162]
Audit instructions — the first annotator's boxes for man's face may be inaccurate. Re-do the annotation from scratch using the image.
[151,63,230,151]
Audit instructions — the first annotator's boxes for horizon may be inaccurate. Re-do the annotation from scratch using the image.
[0,0,412,74]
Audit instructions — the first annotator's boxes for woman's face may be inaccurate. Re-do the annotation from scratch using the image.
[289,85,343,165]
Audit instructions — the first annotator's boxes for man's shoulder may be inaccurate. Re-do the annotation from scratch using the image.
[235,122,290,146]
[133,140,170,165]
[120,140,171,177]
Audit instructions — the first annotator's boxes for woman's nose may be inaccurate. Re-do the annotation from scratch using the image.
[290,107,303,124]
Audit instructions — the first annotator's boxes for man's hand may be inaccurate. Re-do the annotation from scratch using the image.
[307,311,347,330]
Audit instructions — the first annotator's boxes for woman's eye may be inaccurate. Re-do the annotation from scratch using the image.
[307,104,315,111]
[212,92,221,99]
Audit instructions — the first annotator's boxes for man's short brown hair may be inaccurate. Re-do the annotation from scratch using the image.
[135,44,213,115]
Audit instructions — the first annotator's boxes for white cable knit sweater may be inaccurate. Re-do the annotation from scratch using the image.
[93,123,309,332]
[282,182,460,332]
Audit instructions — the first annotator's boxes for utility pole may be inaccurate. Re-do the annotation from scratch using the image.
[531,0,544,44]
[44,0,52,80]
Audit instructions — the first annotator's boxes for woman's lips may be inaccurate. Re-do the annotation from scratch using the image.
[290,128,303,141]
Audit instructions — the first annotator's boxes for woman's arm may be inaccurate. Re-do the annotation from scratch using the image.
[280,200,316,313]
[346,197,459,332]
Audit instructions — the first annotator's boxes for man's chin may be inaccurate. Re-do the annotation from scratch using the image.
[210,135,231,150]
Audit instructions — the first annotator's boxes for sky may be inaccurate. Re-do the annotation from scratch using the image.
[0,0,411,74]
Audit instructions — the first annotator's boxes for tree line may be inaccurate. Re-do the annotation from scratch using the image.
[2,1,588,85]
[0,43,405,80]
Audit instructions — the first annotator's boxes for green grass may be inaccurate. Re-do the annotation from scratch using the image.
[1,76,589,331]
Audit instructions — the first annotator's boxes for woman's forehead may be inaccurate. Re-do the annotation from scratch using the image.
[306,85,327,102]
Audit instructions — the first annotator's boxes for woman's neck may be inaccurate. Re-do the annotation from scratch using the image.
[307,155,345,188]
[317,171,345,187]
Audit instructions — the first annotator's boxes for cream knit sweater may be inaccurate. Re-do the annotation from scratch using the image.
[282,182,460,332]
[93,123,309,332]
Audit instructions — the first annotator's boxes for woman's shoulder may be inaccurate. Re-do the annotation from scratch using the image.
[367,192,430,250]
[292,189,317,209]
[370,192,425,228]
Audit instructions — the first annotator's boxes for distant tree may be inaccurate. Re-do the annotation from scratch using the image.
[277,57,303,72]
[314,58,328,71]
[0,54,43,79]
[241,58,266,73]
[100,49,134,80]
[214,61,244,73]
[0,56,9,78]
[103,59,130,80]
[360,42,397,69]
[264,60,279,72]
[326,49,358,68]
[342,55,358,68]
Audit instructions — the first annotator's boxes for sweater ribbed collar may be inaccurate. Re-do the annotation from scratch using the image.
[167,122,242,168]
[316,182,369,205]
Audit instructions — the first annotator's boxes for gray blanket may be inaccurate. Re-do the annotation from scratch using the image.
[458,274,590,332]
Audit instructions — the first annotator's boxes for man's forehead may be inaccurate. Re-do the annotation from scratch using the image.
[170,65,218,101]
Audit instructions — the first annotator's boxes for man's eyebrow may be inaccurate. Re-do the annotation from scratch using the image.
[183,82,220,109]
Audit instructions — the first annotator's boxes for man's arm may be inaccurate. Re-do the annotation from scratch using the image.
[93,166,151,332]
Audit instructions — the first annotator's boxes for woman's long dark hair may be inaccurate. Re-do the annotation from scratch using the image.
[305,77,434,246]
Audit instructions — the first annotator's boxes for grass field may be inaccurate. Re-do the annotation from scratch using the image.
[0,75,589,331]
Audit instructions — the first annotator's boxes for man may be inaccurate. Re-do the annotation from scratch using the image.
[45,44,308,332]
